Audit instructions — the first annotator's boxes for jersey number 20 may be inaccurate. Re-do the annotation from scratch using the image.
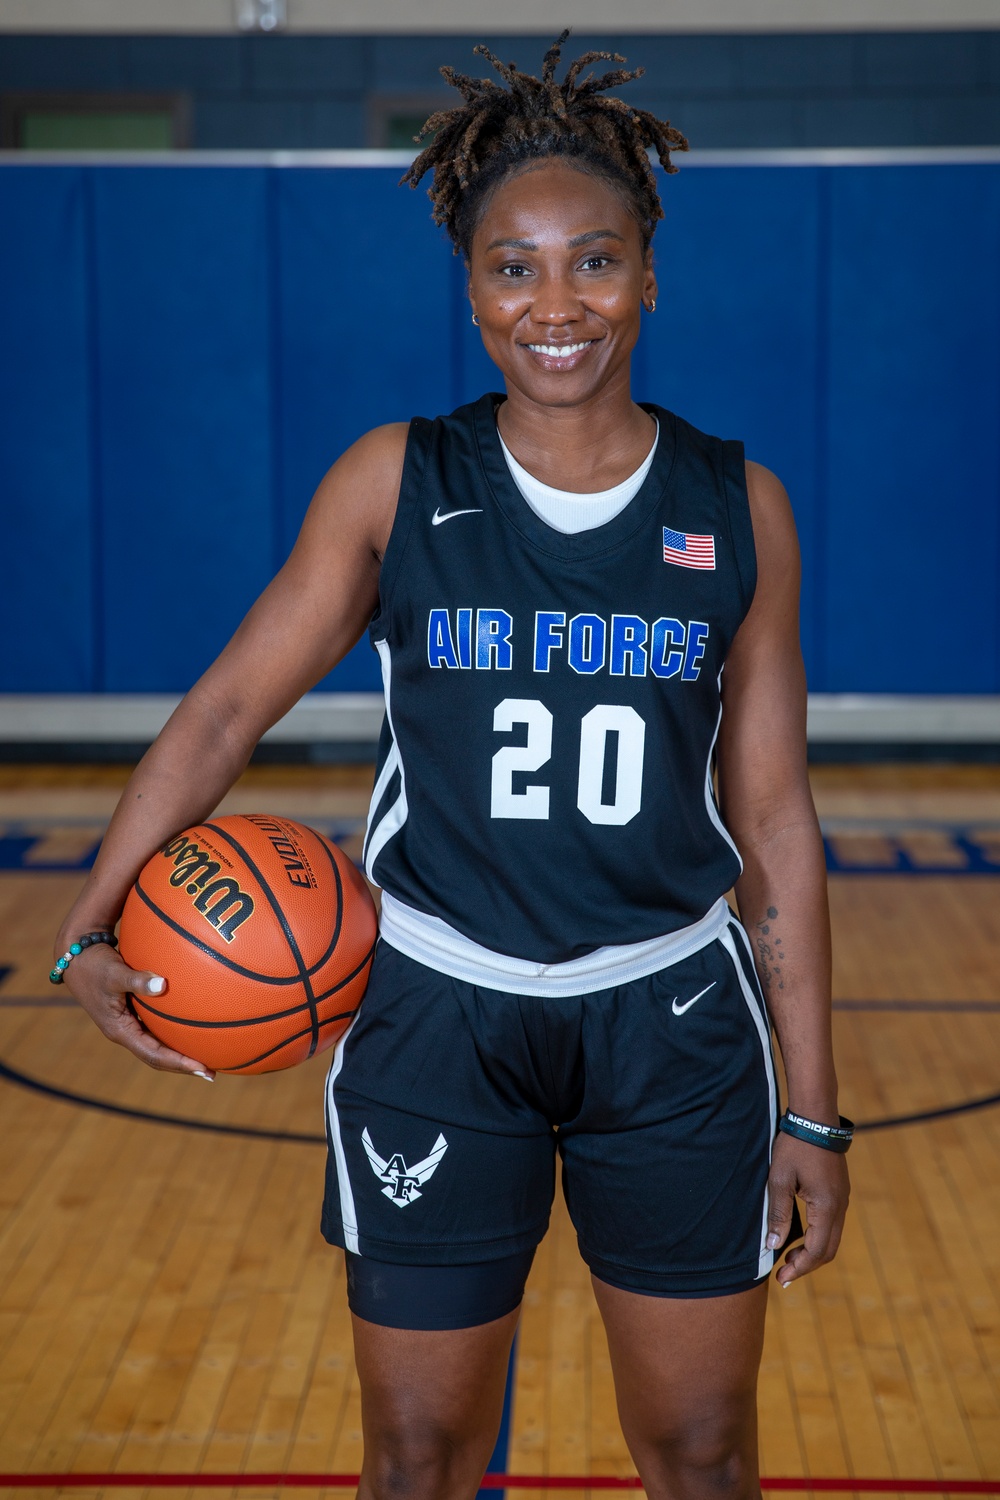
[491,697,645,826]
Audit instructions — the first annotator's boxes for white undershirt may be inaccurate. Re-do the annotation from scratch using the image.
[497,422,659,535]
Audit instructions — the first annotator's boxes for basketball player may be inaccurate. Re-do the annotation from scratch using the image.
[55,36,850,1500]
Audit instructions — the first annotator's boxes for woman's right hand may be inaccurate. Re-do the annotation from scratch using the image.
[62,943,216,1080]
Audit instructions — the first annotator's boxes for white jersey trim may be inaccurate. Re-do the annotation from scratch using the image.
[378,891,732,998]
[720,920,777,1281]
[704,667,743,874]
[363,639,408,882]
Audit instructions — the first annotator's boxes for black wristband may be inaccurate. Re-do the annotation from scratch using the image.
[778,1109,854,1154]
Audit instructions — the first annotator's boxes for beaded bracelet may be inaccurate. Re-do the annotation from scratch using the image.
[49,930,118,985]
[778,1109,855,1154]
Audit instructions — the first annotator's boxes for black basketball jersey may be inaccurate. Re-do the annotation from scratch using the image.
[362,393,757,965]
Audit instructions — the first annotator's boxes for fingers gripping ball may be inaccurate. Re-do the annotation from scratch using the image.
[118,815,377,1075]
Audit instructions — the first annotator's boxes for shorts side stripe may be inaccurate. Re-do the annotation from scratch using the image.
[720,921,776,1281]
[325,1014,362,1256]
[728,916,779,1060]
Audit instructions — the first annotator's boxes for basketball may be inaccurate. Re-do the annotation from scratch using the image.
[118,814,377,1075]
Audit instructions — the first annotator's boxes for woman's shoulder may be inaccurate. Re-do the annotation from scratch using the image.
[343,421,411,472]
[744,459,799,590]
[309,399,484,538]
[744,459,792,523]
[301,423,412,562]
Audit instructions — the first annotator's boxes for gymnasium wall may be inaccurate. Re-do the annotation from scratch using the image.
[2,31,1000,149]
[2,155,999,697]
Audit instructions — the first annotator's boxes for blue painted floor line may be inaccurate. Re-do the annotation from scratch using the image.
[6,819,1000,875]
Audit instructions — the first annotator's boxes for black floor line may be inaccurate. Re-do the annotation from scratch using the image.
[857,1091,1000,1130]
[0,1055,997,1143]
[0,997,78,1008]
[4,994,1000,1012]
[832,999,1000,1012]
[0,1059,326,1144]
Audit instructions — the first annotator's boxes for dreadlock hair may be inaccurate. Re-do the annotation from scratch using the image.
[401,30,689,260]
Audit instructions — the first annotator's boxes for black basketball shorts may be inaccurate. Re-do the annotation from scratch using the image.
[321,913,779,1301]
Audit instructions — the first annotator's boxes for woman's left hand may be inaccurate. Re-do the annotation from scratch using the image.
[764,1130,850,1288]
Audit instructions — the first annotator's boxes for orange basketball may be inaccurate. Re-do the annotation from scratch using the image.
[118,814,377,1075]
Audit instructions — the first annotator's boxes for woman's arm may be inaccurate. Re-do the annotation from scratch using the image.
[55,423,408,1078]
[715,459,849,1288]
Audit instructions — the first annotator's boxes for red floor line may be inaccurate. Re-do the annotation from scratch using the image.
[0,1478,998,1493]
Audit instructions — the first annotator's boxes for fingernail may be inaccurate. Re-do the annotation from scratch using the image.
[781,1278,793,1290]
[766,1232,781,1250]
[148,976,166,995]
[192,1071,214,1082]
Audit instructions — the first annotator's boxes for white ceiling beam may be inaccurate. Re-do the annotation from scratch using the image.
[1,0,999,31]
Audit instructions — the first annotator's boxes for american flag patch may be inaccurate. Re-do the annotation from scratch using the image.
[663,526,716,570]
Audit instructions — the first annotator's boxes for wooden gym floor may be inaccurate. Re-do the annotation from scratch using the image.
[0,762,998,1499]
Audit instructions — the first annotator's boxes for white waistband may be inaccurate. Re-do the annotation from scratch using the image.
[377,892,732,998]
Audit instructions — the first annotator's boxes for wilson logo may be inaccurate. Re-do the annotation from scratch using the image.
[159,834,255,943]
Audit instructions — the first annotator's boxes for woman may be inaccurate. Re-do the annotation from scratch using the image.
[55,35,850,1500]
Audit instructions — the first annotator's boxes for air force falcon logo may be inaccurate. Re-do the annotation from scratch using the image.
[362,1127,449,1206]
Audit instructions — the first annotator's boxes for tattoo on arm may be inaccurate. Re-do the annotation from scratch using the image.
[755,905,785,990]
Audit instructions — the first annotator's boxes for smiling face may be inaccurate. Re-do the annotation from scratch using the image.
[467,157,657,411]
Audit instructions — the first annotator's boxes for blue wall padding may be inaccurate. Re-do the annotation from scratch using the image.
[1,160,998,695]
[93,168,277,691]
[825,165,1000,692]
[639,166,825,673]
[275,169,459,690]
[1,168,95,690]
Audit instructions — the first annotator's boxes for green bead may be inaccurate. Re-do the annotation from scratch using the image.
[70,943,82,955]
[56,956,69,969]
[49,970,63,983]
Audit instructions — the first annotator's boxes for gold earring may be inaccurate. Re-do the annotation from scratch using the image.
[471,312,480,326]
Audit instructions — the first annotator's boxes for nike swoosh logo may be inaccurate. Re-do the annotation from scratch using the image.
[431,507,483,525]
[671,981,717,1016]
